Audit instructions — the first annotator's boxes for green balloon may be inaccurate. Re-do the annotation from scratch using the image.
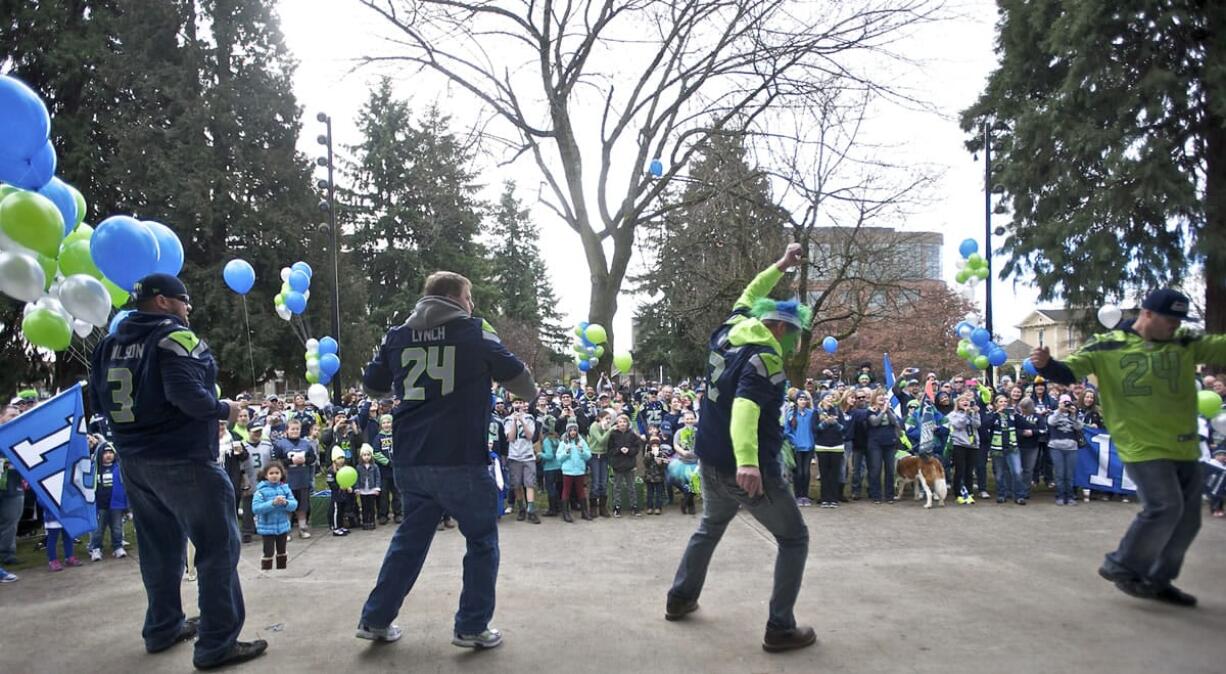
[36,254,56,290]
[973,354,989,370]
[574,325,584,337]
[0,191,64,258]
[974,266,989,280]
[305,370,319,384]
[572,343,587,355]
[613,351,633,374]
[22,308,72,351]
[595,345,605,358]
[585,323,607,345]
[955,269,970,284]
[66,183,86,228]
[336,465,358,490]
[0,185,20,203]
[967,253,984,268]
[956,343,970,359]
[274,293,285,306]
[1198,390,1223,418]
[281,282,290,295]
[101,276,129,308]
[64,222,93,245]
[58,239,102,279]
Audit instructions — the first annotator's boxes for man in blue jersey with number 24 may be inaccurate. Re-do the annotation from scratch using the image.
[356,271,538,650]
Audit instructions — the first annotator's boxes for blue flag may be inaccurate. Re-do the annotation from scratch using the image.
[0,385,96,537]
[882,352,900,415]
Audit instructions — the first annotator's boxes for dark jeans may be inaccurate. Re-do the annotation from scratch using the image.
[0,490,23,563]
[992,450,1023,500]
[45,528,74,561]
[951,445,978,498]
[90,508,125,552]
[330,491,355,530]
[670,463,809,631]
[846,445,868,497]
[360,464,500,635]
[1102,460,1203,585]
[866,440,897,501]
[377,464,402,519]
[119,456,245,666]
[646,481,666,509]
[816,452,842,503]
[544,469,563,512]
[240,493,255,537]
[1019,446,1040,498]
[588,455,609,497]
[792,450,813,499]
[360,494,378,526]
[1051,449,1077,501]
[976,442,990,493]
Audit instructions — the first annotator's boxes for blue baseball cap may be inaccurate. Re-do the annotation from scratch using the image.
[1141,288,1190,319]
[131,273,190,304]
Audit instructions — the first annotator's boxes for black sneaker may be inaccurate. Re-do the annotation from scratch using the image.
[1152,584,1197,607]
[516,509,527,522]
[393,514,403,523]
[664,596,699,621]
[763,625,817,653]
[527,511,541,524]
[1015,498,1027,505]
[194,640,268,670]
[147,616,200,653]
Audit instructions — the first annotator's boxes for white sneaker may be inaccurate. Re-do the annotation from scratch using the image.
[356,623,402,642]
[89,549,103,562]
[113,548,127,559]
[453,628,502,649]
[299,529,312,539]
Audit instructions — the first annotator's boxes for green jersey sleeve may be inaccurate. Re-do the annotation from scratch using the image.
[1188,332,1226,366]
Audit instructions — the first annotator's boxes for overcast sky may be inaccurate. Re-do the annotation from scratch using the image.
[278,0,1045,346]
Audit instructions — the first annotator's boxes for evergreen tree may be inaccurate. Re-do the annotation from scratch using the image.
[487,181,567,354]
[962,0,1226,334]
[343,80,491,330]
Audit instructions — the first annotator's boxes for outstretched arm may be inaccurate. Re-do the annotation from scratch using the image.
[733,243,804,312]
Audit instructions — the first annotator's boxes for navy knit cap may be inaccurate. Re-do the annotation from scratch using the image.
[1141,288,1190,319]
[131,273,189,303]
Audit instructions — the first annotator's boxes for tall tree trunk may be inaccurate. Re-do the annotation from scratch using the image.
[1204,7,1226,354]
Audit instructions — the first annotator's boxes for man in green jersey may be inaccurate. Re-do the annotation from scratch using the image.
[1032,289,1226,607]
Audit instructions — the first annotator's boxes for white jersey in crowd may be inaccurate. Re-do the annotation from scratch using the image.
[503,413,536,462]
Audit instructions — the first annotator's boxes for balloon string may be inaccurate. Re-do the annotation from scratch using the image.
[241,296,257,393]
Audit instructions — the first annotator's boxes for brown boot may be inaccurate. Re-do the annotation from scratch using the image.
[260,557,272,571]
[763,625,817,653]
[598,496,611,518]
[275,554,287,570]
[562,503,574,523]
[580,501,593,520]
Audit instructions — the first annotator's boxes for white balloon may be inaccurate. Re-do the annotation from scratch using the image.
[306,360,320,375]
[1097,304,1121,329]
[0,251,47,304]
[954,258,966,270]
[965,312,979,324]
[305,338,320,350]
[276,304,292,321]
[957,323,973,339]
[280,267,291,282]
[1212,413,1226,436]
[58,274,113,327]
[966,344,980,358]
[36,295,74,327]
[22,302,37,318]
[967,275,981,288]
[307,383,330,409]
[72,319,93,338]
[303,290,310,300]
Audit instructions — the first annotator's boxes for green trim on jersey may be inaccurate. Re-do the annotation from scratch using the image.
[1063,328,1226,462]
[731,397,762,467]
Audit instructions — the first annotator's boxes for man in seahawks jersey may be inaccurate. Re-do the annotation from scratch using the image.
[1033,288,1226,607]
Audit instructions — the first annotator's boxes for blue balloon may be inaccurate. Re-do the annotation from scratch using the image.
[37,177,76,236]
[109,309,134,336]
[821,336,838,353]
[319,372,332,386]
[144,220,184,276]
[284,290,307,315]
[0,76,51,162]
[958,238,979,259]
[319,353,341,376]
[288,269,310,293]
[91,215,160,291]
[318,336,338,356]
[291,261,312,278]
[988,348,1008,367]
[970,327,991,347]
[578,360,592,372]
[223,259,255,294]
[0,140,55,190]
[649,158,663,177]
[1022,359,1038,376]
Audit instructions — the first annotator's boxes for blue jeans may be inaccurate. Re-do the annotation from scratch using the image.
[90,508,125,552]
[1050,449,1077,501]
[360,464,499,635]
[0,490,23,564]
[588,454,609,497]
[670,463,809,631]
[866,440,896,501]
[845,444,867,497]
[1018,446,1039,499]
[992,450,1023,500]
[1103,460,1203,585]
[119,456,244,665]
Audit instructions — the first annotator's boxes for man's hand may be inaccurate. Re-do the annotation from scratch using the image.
[776,242,803,271]
[736,465,763,497]
[222,400,240,424]
[1030,346,1052,369]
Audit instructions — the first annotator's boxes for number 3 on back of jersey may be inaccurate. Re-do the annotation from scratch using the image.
[107,367,135,423]
[402,346,456,400]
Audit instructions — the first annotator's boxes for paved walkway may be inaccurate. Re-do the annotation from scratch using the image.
[3,499,1224,673]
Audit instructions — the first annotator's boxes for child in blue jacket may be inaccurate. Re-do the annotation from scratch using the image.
[252,461,298,570]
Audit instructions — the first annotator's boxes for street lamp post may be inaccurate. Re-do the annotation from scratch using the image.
[983,120,996,386]
[316,112,342,404]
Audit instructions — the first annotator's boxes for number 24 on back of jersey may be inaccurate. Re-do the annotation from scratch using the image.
[401,346,456,400]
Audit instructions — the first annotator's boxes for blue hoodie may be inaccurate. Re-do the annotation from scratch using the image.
[252,480,298,535]
[88,312,230,463]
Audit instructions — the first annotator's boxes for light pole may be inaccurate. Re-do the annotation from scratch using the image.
[316,112,342,404]
[983,120,995,385]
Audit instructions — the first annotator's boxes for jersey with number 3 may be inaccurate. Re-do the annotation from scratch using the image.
[1062,323,1226,462]
[363,312,525,467]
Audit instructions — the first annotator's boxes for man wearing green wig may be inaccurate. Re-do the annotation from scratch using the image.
[664,243,816,653]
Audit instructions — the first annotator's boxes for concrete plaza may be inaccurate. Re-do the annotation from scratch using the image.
[3,498,1224,673]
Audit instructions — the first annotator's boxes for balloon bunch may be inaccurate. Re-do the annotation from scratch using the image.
[953,238,989,298]
[304,336,340,386]
[0,75,184,353]
[273,261,313,321]
[952,313,1007,371]
[572,322,606,373]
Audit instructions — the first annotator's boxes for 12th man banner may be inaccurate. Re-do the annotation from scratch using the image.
[0,385,96,537]
[1075,427,1136,495]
